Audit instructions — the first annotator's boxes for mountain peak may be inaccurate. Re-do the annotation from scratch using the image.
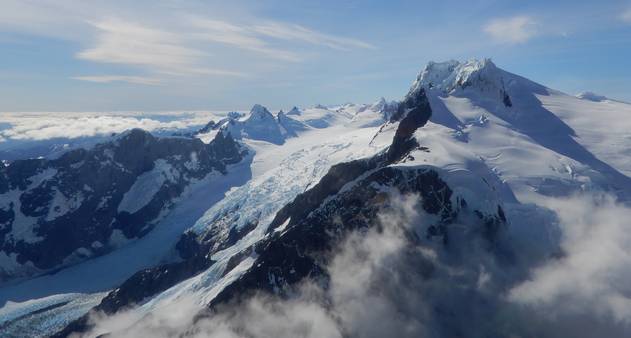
[249,104,273,117]
[407,58,513,108]
[287,106,301,115]
[410,58,501,94]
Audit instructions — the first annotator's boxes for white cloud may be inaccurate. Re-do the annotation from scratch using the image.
[190,18,303,62]
[0,113,218,143]
[72,16,373,84]
[510,194,631,323]
[75,188,631,337]
[0,2,375,86]
[483,16,538,44]
[77,19,245,78]
[622,8,631,23]
[72,76,163,86]
[190,17,375,62]
[78,194,428,338]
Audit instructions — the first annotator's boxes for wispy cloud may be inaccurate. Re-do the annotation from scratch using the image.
[190,18,375,62]
[252,21,376,50]
[483,15,538,44]
[77,19,244,78]
[190,18,303,62]
[72,75,163,85]
[622,8,631,23]
[73,16,372,84]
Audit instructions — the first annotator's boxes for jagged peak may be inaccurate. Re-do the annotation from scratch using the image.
[227,111,243,120]
[409,58,504,95]
[247,104,274,121]
[287,106,301,115]
[406,58,515,108]
[114,128,154,146]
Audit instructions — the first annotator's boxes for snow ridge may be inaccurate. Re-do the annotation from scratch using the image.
[407,59,514,108]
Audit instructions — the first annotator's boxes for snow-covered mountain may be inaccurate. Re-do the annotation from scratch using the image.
[2,59,631,337]
[0,129,246,283]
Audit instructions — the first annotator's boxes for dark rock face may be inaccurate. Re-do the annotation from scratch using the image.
[387,87,432,162]
[0,129,245,282]
[502,90,513,107]
[209,165,505,310]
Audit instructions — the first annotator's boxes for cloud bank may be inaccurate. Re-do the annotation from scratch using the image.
[0,113,213,143]
[73,189,631,338]
[72,190,631,337]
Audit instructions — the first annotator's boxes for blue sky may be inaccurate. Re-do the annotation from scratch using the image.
[1,0,630,112]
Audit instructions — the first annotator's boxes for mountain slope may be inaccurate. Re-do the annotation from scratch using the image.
[0,129,246,283]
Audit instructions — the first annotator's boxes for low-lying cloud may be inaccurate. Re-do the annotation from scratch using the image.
[510,194,631,324]
[75,192,631,337]
[0,113,219,155]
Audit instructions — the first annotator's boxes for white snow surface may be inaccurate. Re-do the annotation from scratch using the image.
[0,106,388,335]
[117,159,180,214]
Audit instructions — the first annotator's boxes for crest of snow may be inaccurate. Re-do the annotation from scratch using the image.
[277,111,309,137]
[196,129,220,144]
[290,106,348,129]
[369,97,387,112]
[240,105,285,144]
[117,159,180,214]
[409,59,509,97]
[248,104,273,119]
[348,97,398,127]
